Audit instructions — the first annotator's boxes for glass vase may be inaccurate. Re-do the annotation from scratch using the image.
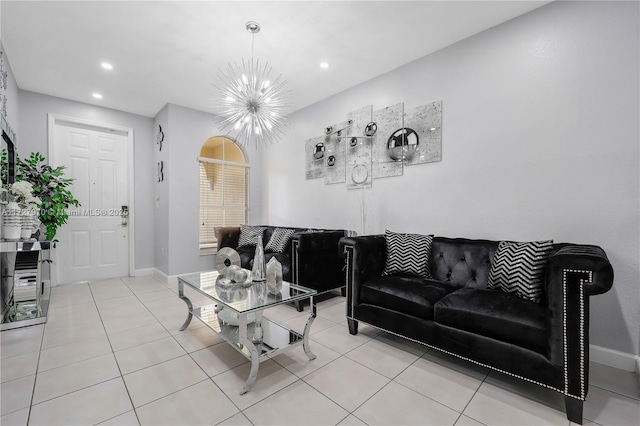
[251,235,266,283]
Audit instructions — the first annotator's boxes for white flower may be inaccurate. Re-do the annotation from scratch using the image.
[10,180,35,202]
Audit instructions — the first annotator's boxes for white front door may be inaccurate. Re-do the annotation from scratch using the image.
[51,120,130,284]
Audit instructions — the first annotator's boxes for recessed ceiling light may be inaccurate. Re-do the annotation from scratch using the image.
[320,62,329,69]
[101,62,113,70]
[92,93,103,99]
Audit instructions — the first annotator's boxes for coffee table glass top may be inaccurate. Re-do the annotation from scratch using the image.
[178,271,316,314]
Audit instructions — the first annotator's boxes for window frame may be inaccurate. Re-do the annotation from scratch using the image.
[198,139,250,255]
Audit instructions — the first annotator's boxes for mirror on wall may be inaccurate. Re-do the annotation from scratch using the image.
[1,113,16,184]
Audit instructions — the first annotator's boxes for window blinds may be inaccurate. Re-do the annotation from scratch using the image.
[199,159,247,254]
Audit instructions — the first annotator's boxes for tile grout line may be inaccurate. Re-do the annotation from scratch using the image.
[24,318,47,425]
[287,328,399,420]
[456,367,491,426]
[89,278,143,426]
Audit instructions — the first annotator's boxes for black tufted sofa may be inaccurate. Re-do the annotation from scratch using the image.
[216,226,348,310]
[339,235,614,424]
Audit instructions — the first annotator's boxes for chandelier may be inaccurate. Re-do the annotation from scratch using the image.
[213,21,290,147]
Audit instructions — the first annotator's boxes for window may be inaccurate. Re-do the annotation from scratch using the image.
[199,137,248,255]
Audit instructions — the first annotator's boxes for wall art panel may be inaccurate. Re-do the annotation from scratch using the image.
[372,103,404,179]
[403,100,442,166]
[346,105,373,189]
[324,120,349,184]
[305,135,325,179]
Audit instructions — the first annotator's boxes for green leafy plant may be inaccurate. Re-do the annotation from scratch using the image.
[2,151,80,241]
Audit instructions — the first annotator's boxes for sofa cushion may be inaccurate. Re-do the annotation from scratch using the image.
[430,238,497,288]
[360,275,457,320]
[383,230,434,278]
[238,225,267,248]
[488,240,554,303]
[434,288,548,354]
[265,227,296,253]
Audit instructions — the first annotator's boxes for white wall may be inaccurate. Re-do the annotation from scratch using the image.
[265,1,639,355]
[156,103,264,276]
[153,104,169,274]
[18,90,156,270]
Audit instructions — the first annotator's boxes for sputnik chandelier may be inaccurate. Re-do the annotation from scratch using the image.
[213,21,290,147]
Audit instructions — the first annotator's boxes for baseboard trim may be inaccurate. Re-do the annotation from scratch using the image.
[590,344,639,372]
[152,269,178,286]
[134,268,154,277]
[153,268,168,284]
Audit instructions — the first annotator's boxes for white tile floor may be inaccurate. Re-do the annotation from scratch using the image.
[1,276,638,426]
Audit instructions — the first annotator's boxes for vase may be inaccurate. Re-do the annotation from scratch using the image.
[251,235,266,283]
[2,201,22,240]
[20,208,37,240]
[266,257,283,295]
[20,215,33,239]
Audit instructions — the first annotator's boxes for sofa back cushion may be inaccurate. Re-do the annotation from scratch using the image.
[430,237,498,288]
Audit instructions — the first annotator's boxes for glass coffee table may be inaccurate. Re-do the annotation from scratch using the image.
[177,271,317,394]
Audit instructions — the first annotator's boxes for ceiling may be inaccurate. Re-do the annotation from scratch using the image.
[1,1,551,118]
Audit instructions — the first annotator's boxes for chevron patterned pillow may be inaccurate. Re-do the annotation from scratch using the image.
[487,240,554,303]
[237,225,266,248]
[265,228,296,253]
[383,230,434,278]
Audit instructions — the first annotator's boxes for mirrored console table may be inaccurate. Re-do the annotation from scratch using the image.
[0,240,51,330]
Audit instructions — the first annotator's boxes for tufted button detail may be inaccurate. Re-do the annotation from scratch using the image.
[440,253,444,258]
[461,257,466,261]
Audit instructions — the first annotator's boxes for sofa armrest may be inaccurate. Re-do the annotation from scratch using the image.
[546,245,614,296]
[215,226,240,251]
[290,231,346,293]
[339,235,386,316]
[545,244,614,399]
[291,231,345,252]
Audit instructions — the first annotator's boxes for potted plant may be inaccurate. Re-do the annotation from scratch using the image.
[1,151,80,242]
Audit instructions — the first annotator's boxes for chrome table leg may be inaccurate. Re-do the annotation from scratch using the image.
[178,279,193,331]
[238,312,260,395]
[302,295,317,360]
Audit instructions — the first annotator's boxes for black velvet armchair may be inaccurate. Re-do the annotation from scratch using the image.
[216,226,347,310]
